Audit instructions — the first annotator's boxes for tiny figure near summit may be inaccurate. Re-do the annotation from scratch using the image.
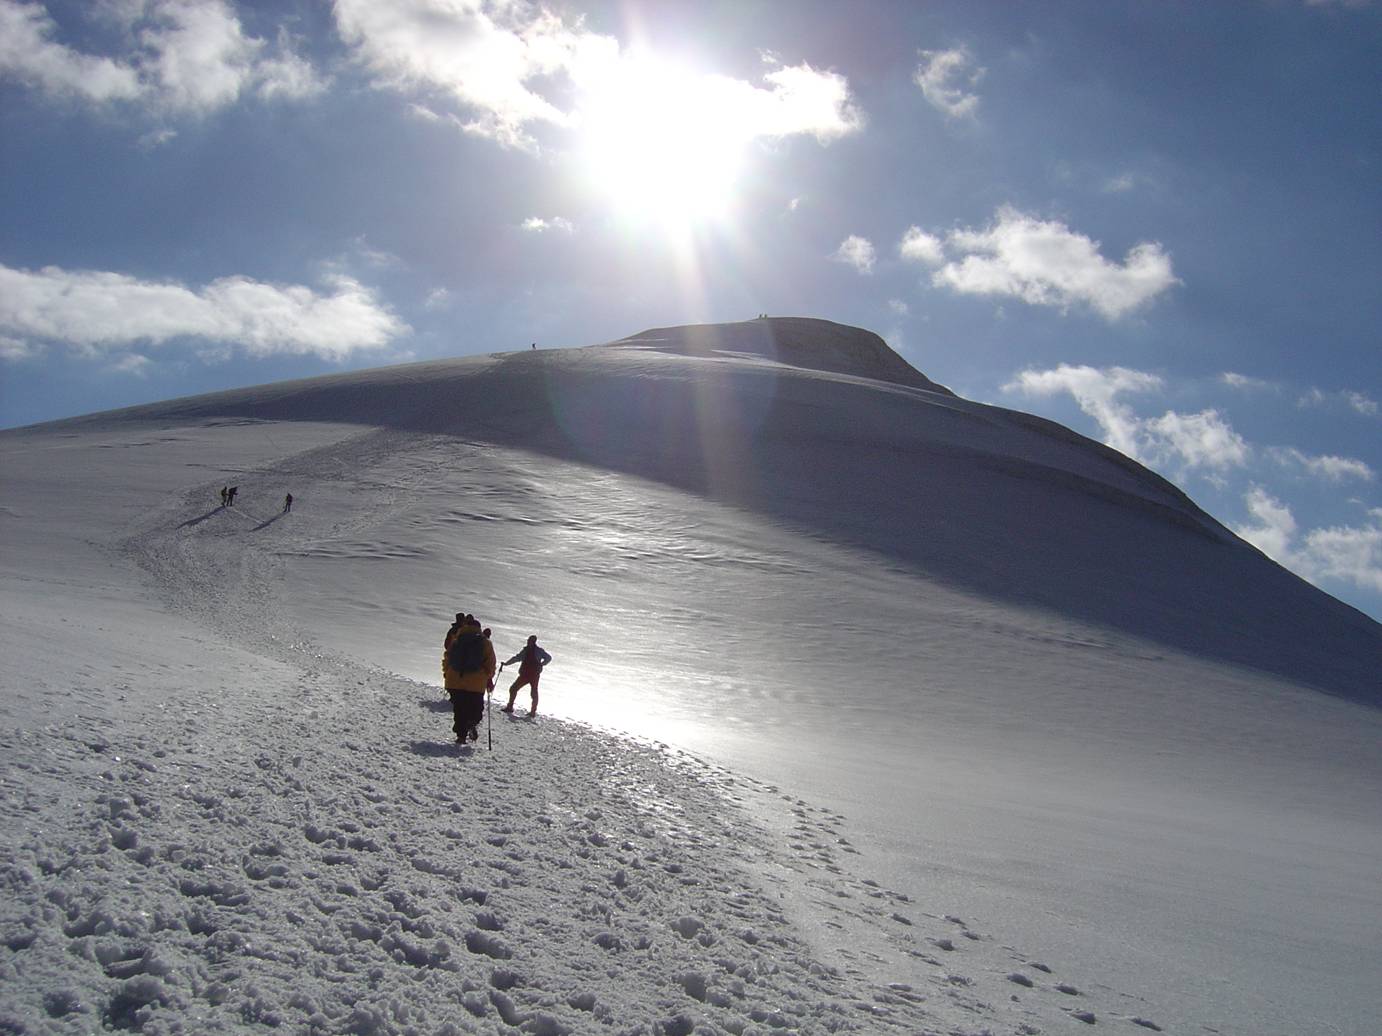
[501,635,551,717]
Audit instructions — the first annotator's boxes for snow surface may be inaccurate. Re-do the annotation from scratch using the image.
[2,317,1379,1035]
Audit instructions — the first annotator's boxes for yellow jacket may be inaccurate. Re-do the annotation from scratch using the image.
[442,623,497,693]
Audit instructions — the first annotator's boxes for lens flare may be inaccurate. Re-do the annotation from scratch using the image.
[577,56,751,229]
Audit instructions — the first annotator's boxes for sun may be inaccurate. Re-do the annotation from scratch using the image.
[576,57,751,229]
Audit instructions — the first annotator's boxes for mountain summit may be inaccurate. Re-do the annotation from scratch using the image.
[606,317,955,394]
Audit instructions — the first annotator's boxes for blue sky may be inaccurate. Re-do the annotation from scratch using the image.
[2,0,1379,620]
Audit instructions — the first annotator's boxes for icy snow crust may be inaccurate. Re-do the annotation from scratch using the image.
[2,318,1380,1035]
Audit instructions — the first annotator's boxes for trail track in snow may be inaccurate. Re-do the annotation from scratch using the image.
[0,425,1165,1034]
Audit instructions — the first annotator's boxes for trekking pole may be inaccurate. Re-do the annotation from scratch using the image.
[489,668,505,751]
[488,663,504,752]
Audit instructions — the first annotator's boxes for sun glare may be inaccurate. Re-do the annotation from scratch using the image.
[578,58,750,229]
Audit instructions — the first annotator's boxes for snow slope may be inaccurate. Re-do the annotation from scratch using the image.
[2,318,1379,1035]
[87,317,1377,701]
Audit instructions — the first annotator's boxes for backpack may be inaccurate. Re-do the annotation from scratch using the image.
[447,631,486,676]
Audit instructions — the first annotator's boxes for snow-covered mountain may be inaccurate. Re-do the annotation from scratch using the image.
[3,318,1379,1035]
[72,316,1381,700]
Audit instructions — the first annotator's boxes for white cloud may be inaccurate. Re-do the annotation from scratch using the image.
[110,353,154,376]
[406,102,442,122]
[0,333,37,360]
[1312,455,1375,482]
[1004,364,1162,460]
[0,0,142,102]
[1237,490,1382,594]
[1009,362,1382,496]
[138,126,179,149]
[423,287,453,311]
[833,235,876,275]
[1006,364,1253,474]
[1271,447,1375,483]
[1143,408,1250,472]
[1298,510,1382,592]
[334,1,861,151]
[0,0,326,114]
[253,28,327,101]
[914,46,983,119]
[0,262,407,361]
[347,239,403,269]
[138,0,264,112]
[1224,373,1378,420]
[932,207,1178,321]
[1299,386,1381,416]
[1103,173,1138,194]
[138,1,328,112]
[888,298,910,316]
[898,226,944,266]
[1220,371,1277,392]
[741,61,864,141]
[1345,391,1380,417]
[334,0,590,149]
[521,216,575,233]
[1237,486,1298,561]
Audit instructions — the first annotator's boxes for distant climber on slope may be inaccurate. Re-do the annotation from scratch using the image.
[500,635,551,717]
[443,614,496,744]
